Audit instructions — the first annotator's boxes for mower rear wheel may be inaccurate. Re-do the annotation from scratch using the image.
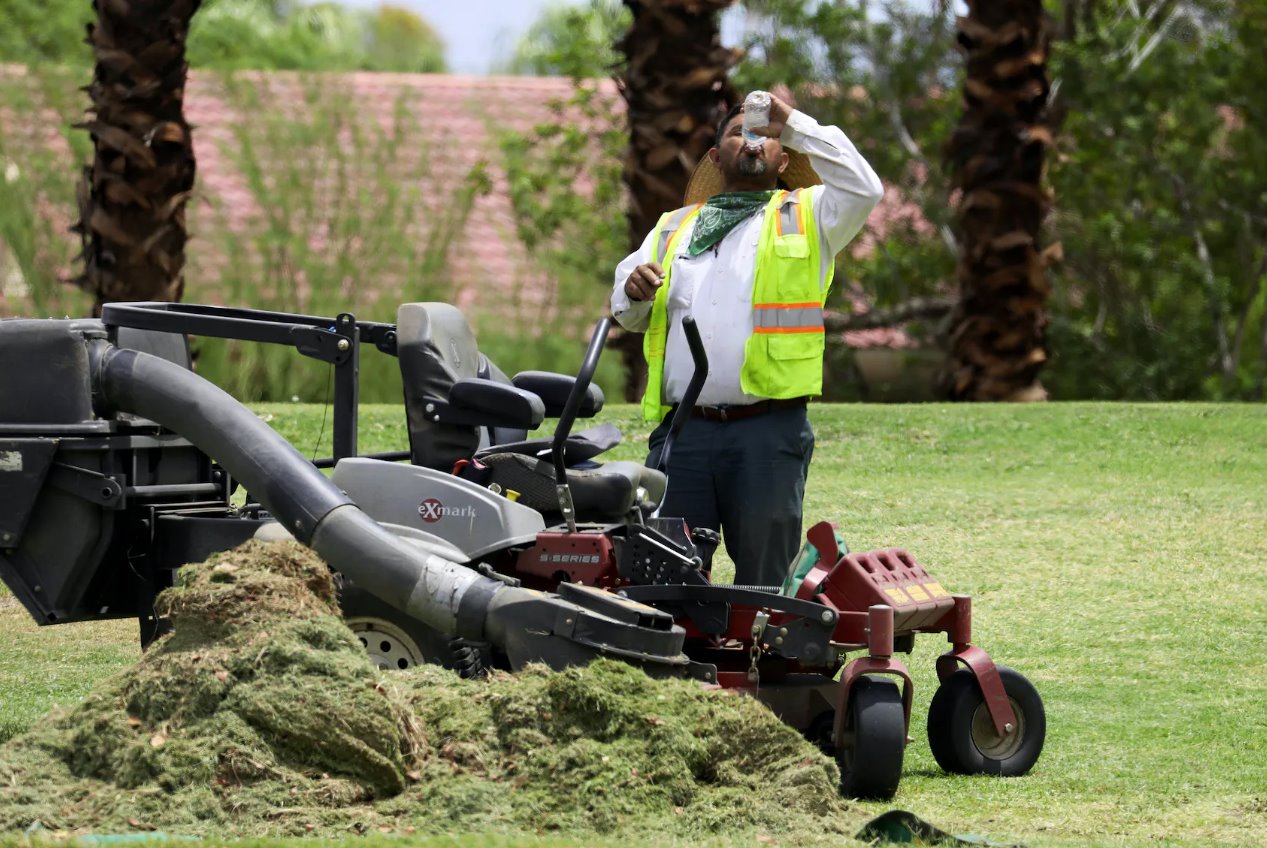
[347,616,430,670]
[836,676,906,800]
[926,665,1045,777]
[339,583,457,671]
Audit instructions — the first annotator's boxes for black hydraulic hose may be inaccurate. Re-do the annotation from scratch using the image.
[86,338,690,673]
[95,345,351,545]
[90,342,503,639]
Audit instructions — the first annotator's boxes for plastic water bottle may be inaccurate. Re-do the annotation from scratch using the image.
[741,90,772,150]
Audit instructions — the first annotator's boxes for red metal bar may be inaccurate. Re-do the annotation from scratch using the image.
[867,604,894,658]
[714,671,758,689]
[944,594,972,644]
[936,644,1018,737]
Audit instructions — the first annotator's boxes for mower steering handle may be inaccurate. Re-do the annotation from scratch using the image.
[551,317,612,485]
[655,317,708,475]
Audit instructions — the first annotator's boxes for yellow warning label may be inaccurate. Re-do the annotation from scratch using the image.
[924,582,949,599]
[884,587,911,605]
[905,584,929,602]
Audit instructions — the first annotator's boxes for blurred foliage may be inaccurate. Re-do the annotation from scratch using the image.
[180,73,481,402]
[0,0,446,73]
[493,80,630,399]
[0,1,93,67]
[5,0,1264,400]
[0,65,95,319]
[500,0,631,78]
[1046,0,1266,400]
[0,69,483,401]
[733,0,1265,400]
[365,4,446,73]
[191,0,446,73]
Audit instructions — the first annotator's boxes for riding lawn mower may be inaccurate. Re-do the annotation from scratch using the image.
[0,300,1046,800]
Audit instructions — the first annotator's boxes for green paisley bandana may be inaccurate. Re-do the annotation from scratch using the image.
[686,190,776,256]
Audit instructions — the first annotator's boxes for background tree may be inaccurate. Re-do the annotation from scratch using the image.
[74,0,203,314]
[187,0,445,72]
[364,5,446,73]
[0,0,447,73]
[1230,2,1267,398]
[615,0,740,400]
[737,0,1263,401]
[1045,0,1262,399]
[942,0,1056,401]
[503,0,630,78]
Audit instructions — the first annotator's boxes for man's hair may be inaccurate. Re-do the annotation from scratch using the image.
[714,102,744,149]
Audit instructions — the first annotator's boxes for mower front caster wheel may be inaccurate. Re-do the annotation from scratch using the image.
[837,676,906,800]
[926,665,1045,777]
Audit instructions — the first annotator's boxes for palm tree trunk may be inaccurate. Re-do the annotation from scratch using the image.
[614,0,738,401]
[73,0,201,317]
[943,0,1056,401]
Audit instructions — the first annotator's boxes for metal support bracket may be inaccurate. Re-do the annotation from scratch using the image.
[936,643,1019,737]
[836,656,915,745]
[46,462,125,508]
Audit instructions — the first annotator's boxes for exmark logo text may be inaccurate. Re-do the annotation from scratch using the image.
[418,498,477,523]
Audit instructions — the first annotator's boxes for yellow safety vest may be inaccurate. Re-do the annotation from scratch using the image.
[641,189,825,422]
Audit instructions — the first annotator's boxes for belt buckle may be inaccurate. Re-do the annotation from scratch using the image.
[718,406,728,422]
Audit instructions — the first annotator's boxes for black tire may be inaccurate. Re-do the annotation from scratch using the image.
[836,676,907,800]
[926,665,1045,777]
[806,709,837,758]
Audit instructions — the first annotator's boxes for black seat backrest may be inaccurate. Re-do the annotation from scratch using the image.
[397,303,486,469]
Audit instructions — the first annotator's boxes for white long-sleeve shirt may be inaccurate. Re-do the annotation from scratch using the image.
[611,109,884,407]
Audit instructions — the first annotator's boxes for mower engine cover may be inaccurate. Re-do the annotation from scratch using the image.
[0,319,99,425]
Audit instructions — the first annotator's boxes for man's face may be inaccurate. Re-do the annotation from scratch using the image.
[708,111,788,190]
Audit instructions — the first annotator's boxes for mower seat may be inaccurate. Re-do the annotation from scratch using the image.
[478,453,665,519]
[397,302,526,470]
[395,303,667,519]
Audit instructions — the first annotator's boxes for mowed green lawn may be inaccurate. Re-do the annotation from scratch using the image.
[2,403,1265,848]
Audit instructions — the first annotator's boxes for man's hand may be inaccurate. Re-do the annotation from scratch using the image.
[749,92,794,140]
[624,262,666,302]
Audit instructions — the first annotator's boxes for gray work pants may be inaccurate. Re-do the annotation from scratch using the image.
[647,406,815,588]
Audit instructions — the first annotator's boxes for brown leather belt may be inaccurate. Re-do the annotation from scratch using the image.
[690,396,808,422]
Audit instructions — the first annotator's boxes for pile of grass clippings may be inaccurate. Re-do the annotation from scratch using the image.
[0,541,856,842]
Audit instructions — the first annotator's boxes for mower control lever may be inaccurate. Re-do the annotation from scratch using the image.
[650,318,708,520]
[552,317,612,531]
